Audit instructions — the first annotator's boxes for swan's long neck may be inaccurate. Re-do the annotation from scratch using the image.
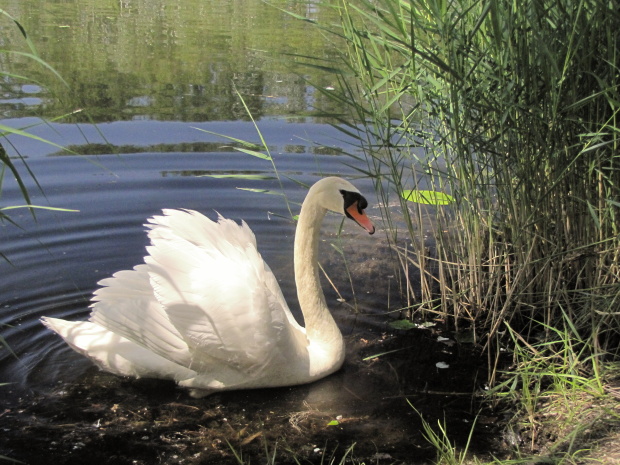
[294,196,344,366]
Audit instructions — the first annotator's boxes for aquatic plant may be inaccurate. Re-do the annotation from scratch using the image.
[301,0,620,461]
[315,0,620,364]
[411,404,477,465]
[0,8,78,231]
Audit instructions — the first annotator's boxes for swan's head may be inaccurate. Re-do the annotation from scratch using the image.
[310,177,375,235]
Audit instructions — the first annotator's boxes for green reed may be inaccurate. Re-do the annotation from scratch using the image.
[309,1,620,458]
[0,8,78,226]
[317,0,620,358]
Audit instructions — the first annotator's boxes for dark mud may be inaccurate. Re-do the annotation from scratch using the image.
[0,320,499,465]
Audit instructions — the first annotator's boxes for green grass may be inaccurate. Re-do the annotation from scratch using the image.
[227,438,363,465]
[411,403,477,465]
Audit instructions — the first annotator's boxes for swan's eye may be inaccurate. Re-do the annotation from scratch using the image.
[340,189,368,214]
[358,196,368,212]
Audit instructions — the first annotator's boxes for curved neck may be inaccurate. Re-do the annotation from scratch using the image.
[294,198,343,352]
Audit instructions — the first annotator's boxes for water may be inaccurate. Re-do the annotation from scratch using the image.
[0,2,492,463]
[0,117,492,463]
[0,117,381,390]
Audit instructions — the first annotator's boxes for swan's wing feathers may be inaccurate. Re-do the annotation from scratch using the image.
[145,210,292,376]
[81,209,297,381]
[42,317,196,381]
[148,209,257,252]
[89,265,194,367]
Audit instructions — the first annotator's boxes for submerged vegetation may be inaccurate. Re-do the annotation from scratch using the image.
[310,0,620,461]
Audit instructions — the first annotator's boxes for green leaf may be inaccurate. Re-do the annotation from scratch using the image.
[190,127,261,150]
[0,8,39,55]
[1,205,79,212]
[0,124,75,153]
[0,50,69,87]
[201,174,275,180]
[388,319,417,330]
[236,188,285,195]
[401,190,454,205]
[234,147,272,161]
[327,420,339,426]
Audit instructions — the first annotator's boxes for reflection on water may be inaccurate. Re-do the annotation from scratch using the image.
[1,0,345,122]
[0,118,381,392]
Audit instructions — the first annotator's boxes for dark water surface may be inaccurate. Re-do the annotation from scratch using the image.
[0,2,492,463]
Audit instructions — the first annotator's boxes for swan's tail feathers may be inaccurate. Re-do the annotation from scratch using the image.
[41,317,196,382]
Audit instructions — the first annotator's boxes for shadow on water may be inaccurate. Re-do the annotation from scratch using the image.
[1,319,493,465]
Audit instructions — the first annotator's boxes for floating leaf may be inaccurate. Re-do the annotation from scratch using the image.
[388,319,417,330]
[437,336,455,347]
[327,420,339,426]
[401,190,454,205]
[418,321,436,328]
[237,188,285,196]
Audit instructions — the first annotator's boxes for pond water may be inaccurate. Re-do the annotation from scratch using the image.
[0,1,494,463]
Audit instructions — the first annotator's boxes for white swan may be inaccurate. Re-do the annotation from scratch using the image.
[42,177,375,397]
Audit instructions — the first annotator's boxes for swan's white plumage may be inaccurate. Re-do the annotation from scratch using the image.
[42,177,374,396]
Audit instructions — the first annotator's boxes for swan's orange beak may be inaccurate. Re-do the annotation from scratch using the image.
[346,203,375,235]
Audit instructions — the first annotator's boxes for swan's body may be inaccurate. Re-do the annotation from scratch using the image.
[42,177,374,397]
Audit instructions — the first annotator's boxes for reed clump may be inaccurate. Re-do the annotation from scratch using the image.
[315,0,620,457]
[320,0,619,359]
